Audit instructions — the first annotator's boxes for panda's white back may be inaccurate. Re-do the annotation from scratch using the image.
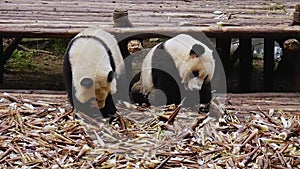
[164,34,214,65]
[140,34,215,94]
[75,29,125,76]
[68,28,124,103]
[69,38,111,81]
[164,34,215,82]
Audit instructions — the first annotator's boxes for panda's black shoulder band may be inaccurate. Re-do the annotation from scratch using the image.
[157,42,165,50]
[107,71,115,82]
[68,35,116,72]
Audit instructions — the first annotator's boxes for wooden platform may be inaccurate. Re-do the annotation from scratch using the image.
[0,0,300,91]
[216,92,300,119]
[0,0,298,38]
[0,90,299,116]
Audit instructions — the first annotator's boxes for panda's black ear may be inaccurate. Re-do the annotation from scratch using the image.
[190,44,205,57]
[157,42,165,49]
[80,78,93,88]
[107,71,115,82]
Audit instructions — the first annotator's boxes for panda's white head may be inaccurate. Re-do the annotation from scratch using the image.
[164,34,215,91]
[68,29,124,109]
[75,72,116,109]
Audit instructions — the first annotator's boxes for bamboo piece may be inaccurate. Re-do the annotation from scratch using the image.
[0,91,300,168]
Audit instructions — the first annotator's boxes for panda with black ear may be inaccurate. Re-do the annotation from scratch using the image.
[63,28,125,118]
[129,34,215,112]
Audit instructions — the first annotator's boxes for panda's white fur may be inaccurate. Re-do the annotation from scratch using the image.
[141,34,215,95]
[68,28,124,108]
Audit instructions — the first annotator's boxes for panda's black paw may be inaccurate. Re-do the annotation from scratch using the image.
[108,114,119,124]
[198,103,210,113]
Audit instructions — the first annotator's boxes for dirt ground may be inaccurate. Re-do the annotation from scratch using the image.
[3,63,65,91]
[2,68,65,90]
[1,38,66,90]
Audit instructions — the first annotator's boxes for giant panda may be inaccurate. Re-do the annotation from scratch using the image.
[63,28,125,118]
[129,34,215,111]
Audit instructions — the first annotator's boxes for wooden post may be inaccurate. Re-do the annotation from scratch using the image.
[293,4,300,25]
[216,37,231,75]
[239,38,252,92]
[113,9,133,28]
[0,37,3,84]
[264,38,275,91]
[113,9,134,102]
[113,8,133,60]
[283,39,300,91]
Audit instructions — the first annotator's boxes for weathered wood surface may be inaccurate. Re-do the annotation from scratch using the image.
[217,92,300,118]
[0,0,299,38]
[0,90,299,117]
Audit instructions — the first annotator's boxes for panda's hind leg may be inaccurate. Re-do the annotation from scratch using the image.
[129,72,151,106]
[199,80,212,113]
[152,69,181,106]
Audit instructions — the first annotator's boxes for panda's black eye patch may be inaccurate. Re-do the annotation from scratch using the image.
[190,44,205,57]
[107,71,115,82]
[189,71,199,79]
[192,71,199,77]
[80,78,93,88]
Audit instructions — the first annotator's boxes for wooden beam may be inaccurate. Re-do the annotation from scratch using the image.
[110,26,300,39]
[263,38,275,91]
[0,26,299,39]
[239,38,252,92]
[0,37,3,84]
[293,4,300,25]
[215,37,231,74]
[283,39,300,91]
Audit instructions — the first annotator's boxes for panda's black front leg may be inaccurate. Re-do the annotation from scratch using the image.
[199,80,212,113]
[100,93,117,118]
[129,72,151,106]
[152,69,181,106]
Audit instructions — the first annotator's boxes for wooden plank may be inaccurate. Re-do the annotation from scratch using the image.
[1,90,299,115]
[216,38,231,71]
[263,38,275,91]
[219,92,300,115]
[0,26,299,39]
[0,0,297,38]
[0,4,293,14]
[0,37,3,84]
[0,8,292,20]
[0,89,66,95]
[226,105,300,112]
[1,0,295,11]
[239,38,252,92]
